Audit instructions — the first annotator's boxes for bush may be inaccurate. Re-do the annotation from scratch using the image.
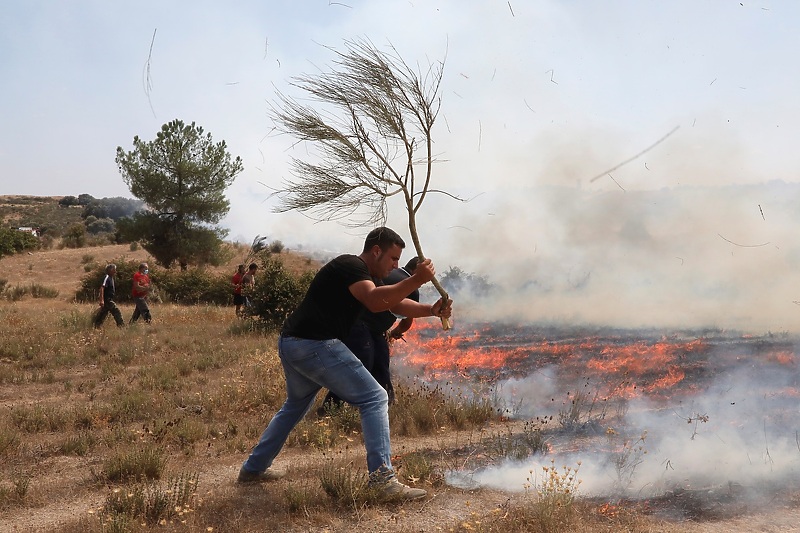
[76,260,231,305]
[247,257,315,331]
[86,217,116,235]
[438,265,494,299]
[74,254,313,315]
[157,268,231,305]
[75,261,141,303]
[29,283,59,299]
[61,223,87,249]
[39,234,55,249]
[0,228,39,258]
[269,240,284,254]
[86,234,116,247]
[4,285,28,302]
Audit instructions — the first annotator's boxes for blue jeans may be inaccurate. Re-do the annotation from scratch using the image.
[242,335,393,476]
[323,321,395,407]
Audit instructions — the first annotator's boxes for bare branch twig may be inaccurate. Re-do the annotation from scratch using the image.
[589,126,680,183]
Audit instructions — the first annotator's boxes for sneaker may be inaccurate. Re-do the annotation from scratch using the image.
[237,466,285,484]
[373,478,427,502]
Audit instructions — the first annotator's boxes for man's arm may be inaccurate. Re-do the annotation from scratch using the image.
[389,317,414,340]
[98,285,105,306]
[391,297,451,319]
[349,258,436,313]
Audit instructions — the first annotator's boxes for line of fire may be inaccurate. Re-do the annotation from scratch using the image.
[391,321,800,520]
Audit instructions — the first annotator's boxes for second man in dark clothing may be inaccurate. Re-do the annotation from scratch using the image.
[93,263,125,328]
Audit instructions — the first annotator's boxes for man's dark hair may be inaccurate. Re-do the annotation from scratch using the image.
[248,263,258,270]
[404,257,419,272]
[362,227,405,252]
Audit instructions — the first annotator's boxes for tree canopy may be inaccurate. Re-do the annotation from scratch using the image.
[269,39,454,327]
[270,39,446,228]
[115,119,243,269]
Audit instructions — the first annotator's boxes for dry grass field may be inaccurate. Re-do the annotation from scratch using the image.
[1,242,799,532]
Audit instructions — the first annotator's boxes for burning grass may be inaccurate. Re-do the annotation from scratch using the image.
[395,320,800,524]
[3,295,800,531]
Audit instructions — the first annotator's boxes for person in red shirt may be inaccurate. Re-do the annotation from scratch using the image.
[232,264,246,317]
[130,262,152,324]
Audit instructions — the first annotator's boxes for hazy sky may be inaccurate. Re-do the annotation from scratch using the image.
[3,1,800,331]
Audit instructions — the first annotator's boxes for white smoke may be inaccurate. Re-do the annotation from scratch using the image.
[423,181,800,334]
[444,333,800,503]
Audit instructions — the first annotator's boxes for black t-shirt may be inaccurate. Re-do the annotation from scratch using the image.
[101,274,116,302]
[359,267,420,333]
[281,254,373,340]
[385,267,419,302]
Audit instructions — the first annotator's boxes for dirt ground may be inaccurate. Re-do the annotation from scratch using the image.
[0,428,523,533]
[3,428,800,533]
[3,244,800,532]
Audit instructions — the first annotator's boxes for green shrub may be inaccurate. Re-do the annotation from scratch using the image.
[0,227,39,258]
[86,217,116,235]
[76,260,232,304]
[62,223,87,248]
[248,256,315,331]
[29,283,59,299]
[156,268,230,304]
[75,261,140,303]
[39,234,55,249]
[269,240,284,254]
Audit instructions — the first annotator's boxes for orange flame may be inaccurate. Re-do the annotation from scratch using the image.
[394,323,710,398]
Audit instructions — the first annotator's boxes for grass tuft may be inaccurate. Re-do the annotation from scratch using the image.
[101,446,166,483]
[101,471,199,526]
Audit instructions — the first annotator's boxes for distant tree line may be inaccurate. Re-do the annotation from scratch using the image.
[40,194,145,250]
[58,194,144,234]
